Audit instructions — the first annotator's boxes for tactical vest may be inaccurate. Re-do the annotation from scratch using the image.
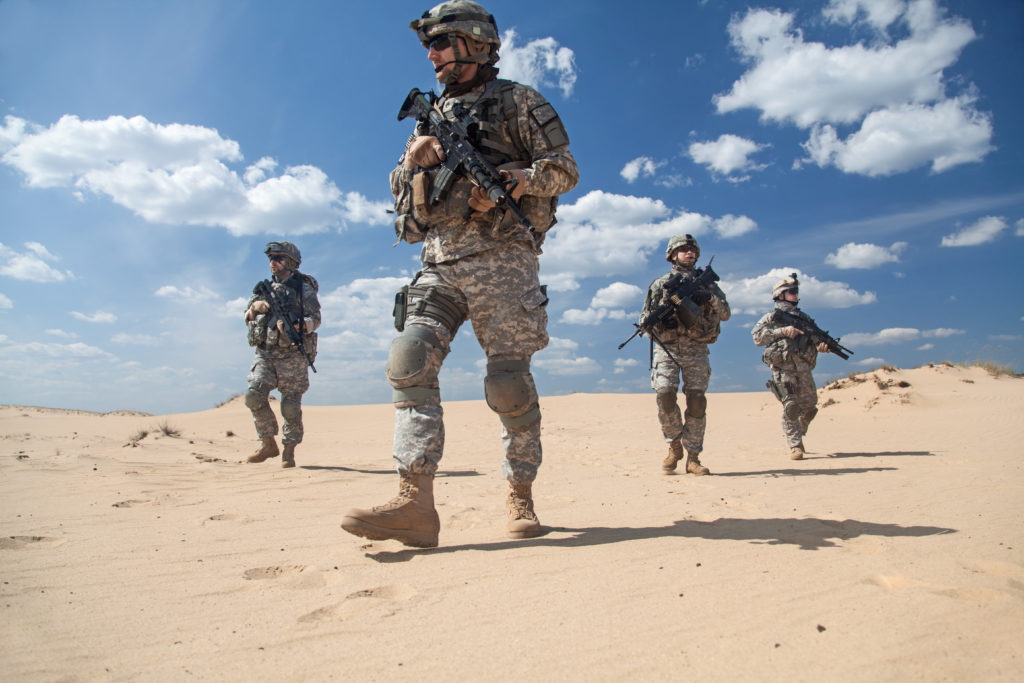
[395,79,560,243]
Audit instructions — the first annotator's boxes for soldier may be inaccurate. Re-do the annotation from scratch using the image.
[751,273,831,460]
[641,234,730,476]
[243,241,320,468]
[341,0,578,547]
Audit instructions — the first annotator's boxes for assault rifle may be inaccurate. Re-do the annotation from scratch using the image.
[618,258,720,351]
[398,88,533,231]
[254,280,317,372]
[772,309,853,360]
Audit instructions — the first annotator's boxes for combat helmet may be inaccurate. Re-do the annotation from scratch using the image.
[265,241,301,269]
[411,1,501,83]
[772,273,799,300]
[665,234,700,262]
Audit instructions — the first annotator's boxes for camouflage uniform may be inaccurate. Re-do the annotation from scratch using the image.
[642,263,730,455]
[752,301,820,449]
[387,75,578,484]
[245,269,320,446]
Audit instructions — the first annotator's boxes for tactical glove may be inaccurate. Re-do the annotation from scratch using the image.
[781,326,803,339]
[405,136,445,169]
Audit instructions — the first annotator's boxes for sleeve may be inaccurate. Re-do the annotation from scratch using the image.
[710,283,730,322]
[512,86,579,198]
[751,313,782,347]
[301,278,321,333]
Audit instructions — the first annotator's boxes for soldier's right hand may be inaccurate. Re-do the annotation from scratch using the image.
[405,136,446,169]
[781,325,803,339]
[245,300,270,321]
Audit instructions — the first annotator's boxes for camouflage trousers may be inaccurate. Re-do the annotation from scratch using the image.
[651,339,710,453]
[390,243,549,484]
[246,350,310,445]
[771,365,818,448]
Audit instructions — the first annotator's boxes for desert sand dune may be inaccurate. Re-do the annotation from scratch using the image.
[1,364,1022,680]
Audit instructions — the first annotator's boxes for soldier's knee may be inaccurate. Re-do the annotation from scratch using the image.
[280,396,302,422]
[656,389,678,413]
[783,399,802,422]
[244,387,268,411]
[684,391,707,418]
[386,325,441,406]
[484,358,539,429]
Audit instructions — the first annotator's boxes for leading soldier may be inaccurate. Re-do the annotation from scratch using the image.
[341,1,579,547]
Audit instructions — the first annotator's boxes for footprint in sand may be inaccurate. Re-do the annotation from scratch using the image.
[112,499,152,508]
[242,565,327,589]
[203,513,248,524]
[297,584,418,624]
[0,535,67,550]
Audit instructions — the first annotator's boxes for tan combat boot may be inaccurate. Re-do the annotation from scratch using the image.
[507,483,542,539]
[247,436,279,463]
[685,451,710,475]
[341,473,440,548]
[281,444,296,468]
[790,445,805,460]
[662,440,684,474]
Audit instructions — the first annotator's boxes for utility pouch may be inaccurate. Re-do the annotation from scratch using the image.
[393,285,409,332]
[766,379,785,402]
[412,171,431,216]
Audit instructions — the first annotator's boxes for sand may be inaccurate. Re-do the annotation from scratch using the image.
[2,363,1022,681]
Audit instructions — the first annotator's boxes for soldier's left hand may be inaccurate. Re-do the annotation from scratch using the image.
[469,169,527,214]
[817,342,830,353]
[276,319,301,336]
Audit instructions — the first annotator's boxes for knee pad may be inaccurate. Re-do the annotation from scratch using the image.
[656,390,678,413]
[244,387,268,411]
[484,358,539,428]
[684,391,707,418]
[386,325,441,405]
[280,396,302,422]
[783,399,802,422]
[803,406,818,424]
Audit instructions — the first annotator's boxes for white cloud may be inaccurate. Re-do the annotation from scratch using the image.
[318,276,408,358]
[45,329,77,338]
[1016,219,1024,237]
[0,241,74,282]
[70,310,117,324]
[722,267,876,315]
[715,3,992,177]
[800,97,993,176]
[541,190,756,291]
[0,114,390,236]
[688,134,767,180]
[499,29,577,98]
[825,241,906,268]
[613,358,639,374]
[592,282,644,309]
[112,333,161,346]
[0,293,12,309]
[842,327,920,345]
[922,327,964,338]
[154,285,220,301]
[940,215,1007,247]
[856,356,887,367]
[917,343,934,351]
[0,340,116,360]
[533,356,601,376]
[620,156,665,183]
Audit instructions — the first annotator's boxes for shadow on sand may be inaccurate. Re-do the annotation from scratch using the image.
[365,516,956,561]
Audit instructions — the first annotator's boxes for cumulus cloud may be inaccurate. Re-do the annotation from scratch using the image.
[1016,219,1024,237]
[842,326,963,346]
[613,358,639,374]
[499,29,577,98]
[825,241,907,268]
[688,134,767,181]
[111,333,161,346]
[0,340,116,360]
[560,281,642,326]
[714,2,992,177]
[723,267,876,315]
[70,310,117,324]
[0,293,12,309]
[154,285,220,301]
[0,114,390,236]
[940,215,1007,247]
[800,97,993,176]
[620,156,665,183]
[317,276,408,359]
[0,242,74,282]
[541,190,756,291]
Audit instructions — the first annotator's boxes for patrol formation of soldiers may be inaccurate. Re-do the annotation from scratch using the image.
[241,1,844,547]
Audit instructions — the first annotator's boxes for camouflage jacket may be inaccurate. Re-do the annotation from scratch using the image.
[246,271,321,357]
[642,264,730,345]
[752,301,818,370]
[390,78,579,263]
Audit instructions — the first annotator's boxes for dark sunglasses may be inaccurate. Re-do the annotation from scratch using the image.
[427,34,454,51]
[268,254,287,263]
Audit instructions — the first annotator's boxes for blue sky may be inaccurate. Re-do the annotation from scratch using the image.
[1,0,1022,414]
